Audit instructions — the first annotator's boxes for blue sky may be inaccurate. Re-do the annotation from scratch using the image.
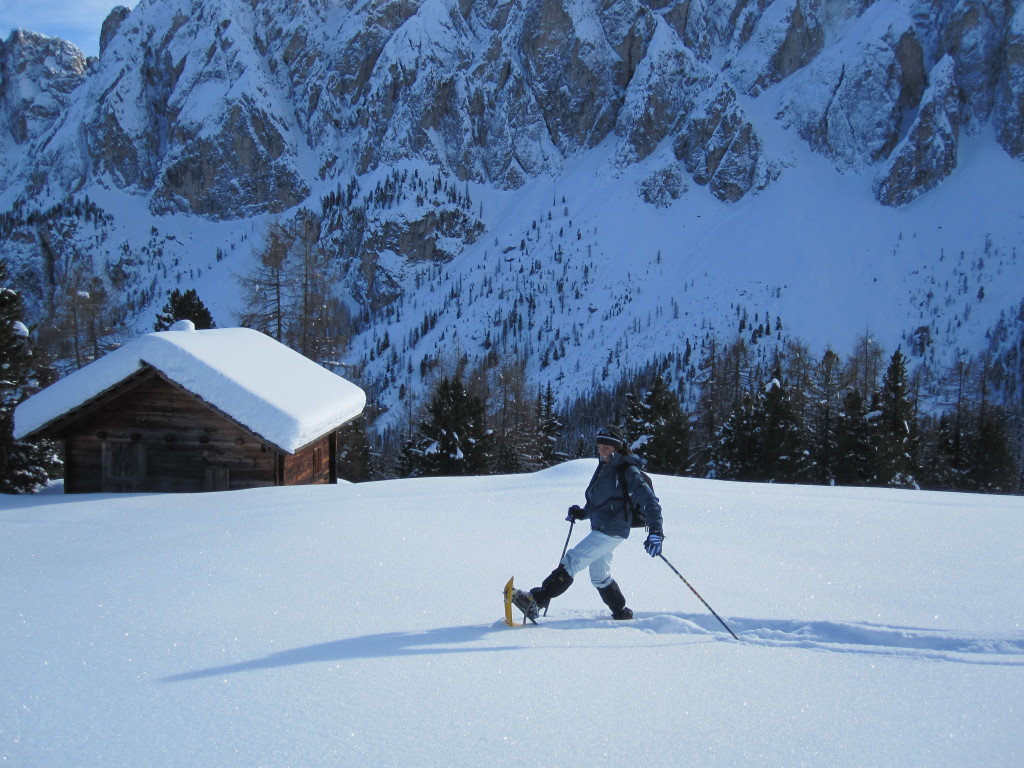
[0,1,126,58]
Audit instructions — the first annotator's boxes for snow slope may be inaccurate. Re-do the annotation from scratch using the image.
[345,127,1024,423]
[2,462,1021,767]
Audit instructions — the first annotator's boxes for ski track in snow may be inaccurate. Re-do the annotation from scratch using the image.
[731,618,1024,662]
[536,612,1024,664]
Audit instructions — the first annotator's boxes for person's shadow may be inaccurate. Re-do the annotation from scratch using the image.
[163,623,514,682]
[164,612,1024,683]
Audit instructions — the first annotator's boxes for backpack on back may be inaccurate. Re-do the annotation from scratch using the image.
[616,465,655,528]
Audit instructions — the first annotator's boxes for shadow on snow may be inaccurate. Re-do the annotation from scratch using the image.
[164,613,1024,681]
[163,623,514,682]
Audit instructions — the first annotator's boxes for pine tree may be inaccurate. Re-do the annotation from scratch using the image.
[494,441,529,474]
[782,339,815,430]
[154,288,216,330]
[708,393,761,480]
[921,413,961,490]
[573,435,589,459]
[847,332,885,401]
[877,349,919,487]
[834,389,875,486]
[967,409,1016,492]
[694,335,724,471]
[286,211,337,361]
[937,353,972,479]
[405,375,493,476]
[237,215,341,362]
[336,416,373,482]
[623,388,649,456]
[629,375,690,475]
[961,351,1020,492]
[760,369,805,482]
[537,383,566,467]
[806,349,845,484]
[1,262,60,493]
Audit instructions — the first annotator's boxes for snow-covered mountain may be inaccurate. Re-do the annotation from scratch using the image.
[1,0,1023,427]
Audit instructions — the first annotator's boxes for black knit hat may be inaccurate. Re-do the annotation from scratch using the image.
[595,426,626,450]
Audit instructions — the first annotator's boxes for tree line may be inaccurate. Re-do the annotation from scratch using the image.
[376,333,1021,494]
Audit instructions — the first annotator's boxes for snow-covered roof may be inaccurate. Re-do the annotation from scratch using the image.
[14,323,366,454]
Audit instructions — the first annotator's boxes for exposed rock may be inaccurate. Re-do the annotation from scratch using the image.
[638,163,688,207]
[675,82,766,201]
[994,4,1024,158]
[1,0,1021,223]
[942,0,1009,124]
[873,55,960,207]
[0,30,87,144]
[518,0,625,153]
[780,23,922,171]
[100,7,133,57]
[49,3,311,220]
[363,207,484,264]
[731,0,826,94]
[616,21,766,202]
[660,0,713,61]
[774,0,1019,203]
[151,99,309,218]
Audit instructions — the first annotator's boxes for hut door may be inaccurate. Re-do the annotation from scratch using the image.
[102,441,147,492]
[204,467,230,491]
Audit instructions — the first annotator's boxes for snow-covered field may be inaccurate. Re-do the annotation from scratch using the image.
[2,461,1021,767]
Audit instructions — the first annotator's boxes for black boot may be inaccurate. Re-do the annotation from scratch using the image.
[597,581,633,620]
[530,565,573,611]
[511,589,540,621]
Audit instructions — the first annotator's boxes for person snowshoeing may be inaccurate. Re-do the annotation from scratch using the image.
[513,426,664,621]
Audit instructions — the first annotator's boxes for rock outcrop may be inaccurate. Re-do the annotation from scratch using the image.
[1,0,1022,218]
[874,55,960,206]
[0,30,86,145]
[995,4,1024,159]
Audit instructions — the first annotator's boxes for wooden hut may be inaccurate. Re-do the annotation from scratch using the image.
[14,323,366,493]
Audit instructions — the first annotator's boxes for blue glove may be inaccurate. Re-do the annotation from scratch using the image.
[566,505,587,522]
[643,532,663,557]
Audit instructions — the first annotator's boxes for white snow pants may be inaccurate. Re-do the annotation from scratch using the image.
[560,529,625,589]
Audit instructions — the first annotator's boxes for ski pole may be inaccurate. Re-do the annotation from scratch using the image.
[544,518,575,617]
[558,518,575,562]
[658,554,740,641]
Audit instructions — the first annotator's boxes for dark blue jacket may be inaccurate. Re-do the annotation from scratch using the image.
[582,453,663,539]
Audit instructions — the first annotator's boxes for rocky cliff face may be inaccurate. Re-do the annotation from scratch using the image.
[874,54,960,206]
[777,0,1022,202]
[0,30,88,188]
[997,3,1024,158]
[1,0,1020,221]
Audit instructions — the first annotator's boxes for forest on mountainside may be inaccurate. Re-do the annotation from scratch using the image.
[4,249,1022,495]
[377,329,1021,494]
